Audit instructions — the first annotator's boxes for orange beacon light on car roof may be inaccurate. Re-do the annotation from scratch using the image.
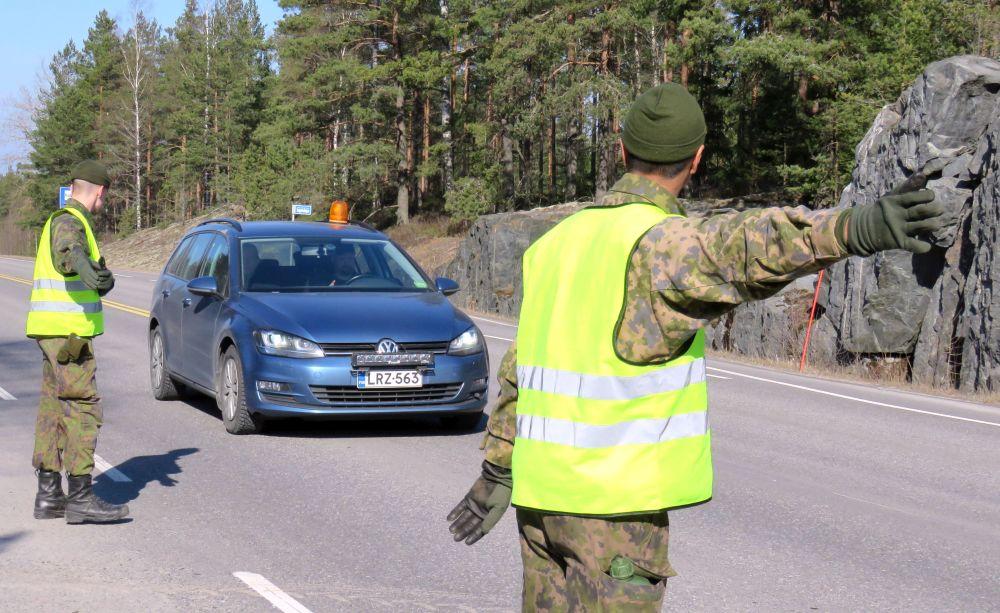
[329,200,349,224]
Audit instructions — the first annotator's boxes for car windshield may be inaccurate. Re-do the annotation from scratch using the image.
[240,237,430,293]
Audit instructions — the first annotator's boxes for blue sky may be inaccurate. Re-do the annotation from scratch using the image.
[0,0,285,167]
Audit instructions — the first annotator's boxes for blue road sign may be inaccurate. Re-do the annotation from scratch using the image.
[58,186,71,209]
[292,203,313,216]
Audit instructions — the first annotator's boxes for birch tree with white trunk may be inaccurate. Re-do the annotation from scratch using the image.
[119,9,158,230]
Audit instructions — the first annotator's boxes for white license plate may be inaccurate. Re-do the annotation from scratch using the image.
[358,370,423,389]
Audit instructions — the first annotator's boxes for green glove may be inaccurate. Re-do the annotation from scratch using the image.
[68,246,103,291]
[95,258,115,294]
[846,188,944,256]
[447,461,513,545]
[56,334,89,364]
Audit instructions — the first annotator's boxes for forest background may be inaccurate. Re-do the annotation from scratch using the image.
[0,0,997,246]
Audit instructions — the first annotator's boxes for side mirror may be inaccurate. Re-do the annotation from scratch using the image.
[188,276,219,297]
[435,277,460,296]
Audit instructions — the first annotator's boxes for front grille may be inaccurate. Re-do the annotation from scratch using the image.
[319,341,450,357]
[309,383,462,405]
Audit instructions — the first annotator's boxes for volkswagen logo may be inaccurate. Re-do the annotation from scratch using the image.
[376,339,400,354]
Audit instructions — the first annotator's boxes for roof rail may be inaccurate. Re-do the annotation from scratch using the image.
[198,217,243,231]
[350,220,376,231]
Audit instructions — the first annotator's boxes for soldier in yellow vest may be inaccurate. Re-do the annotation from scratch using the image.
[26,159,129,524]
[447,84,945,610]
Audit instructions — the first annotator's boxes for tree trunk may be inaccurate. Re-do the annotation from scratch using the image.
[680,28,691,87]
[596,27,613,198]
[566,13,579,201]
[441,85,454,194]
[146,117,152,221]
[663,23,675,82]
[547,115,555,197]
[407,96,416,215]
[420,93,431,207]
[392,9,410,224]
[501,117,515,206]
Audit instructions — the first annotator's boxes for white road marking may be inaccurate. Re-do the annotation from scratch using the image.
[470,315,517,328]
[475,318,993,426]
[707,366,1000,429]
[93,455,132,482]
[117,274,133,278]
[234,572,313,613]
[0,385,15,400]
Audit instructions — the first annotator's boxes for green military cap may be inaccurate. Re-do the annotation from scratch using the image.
[71,159,110,188]
[622,84,706,163]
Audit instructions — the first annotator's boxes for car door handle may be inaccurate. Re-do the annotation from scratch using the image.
[182,298,192,307]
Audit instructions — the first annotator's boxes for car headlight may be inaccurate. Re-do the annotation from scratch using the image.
[254,330,324,358]
[449,327,483,356]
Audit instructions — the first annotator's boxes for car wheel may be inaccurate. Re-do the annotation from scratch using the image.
[150,327,185,400]
[443,411,484,431]
[217,345,262,435]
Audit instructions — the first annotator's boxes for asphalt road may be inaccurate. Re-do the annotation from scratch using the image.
[1,254,998,612]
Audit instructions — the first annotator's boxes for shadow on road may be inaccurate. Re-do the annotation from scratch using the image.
[0,531,27,555]
[95,447,199,505]
[265,413,487,439]
[177,392,486,439]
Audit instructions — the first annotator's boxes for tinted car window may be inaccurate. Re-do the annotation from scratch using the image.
[381,243,424,289]
[199,235,230,296]
[178,233,215,281]
[241,237,429,292]
[166,236,196,277]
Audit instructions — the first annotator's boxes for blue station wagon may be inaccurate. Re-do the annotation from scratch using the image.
[147,217,489,434]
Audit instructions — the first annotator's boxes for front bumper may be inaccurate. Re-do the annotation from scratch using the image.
[240,348,489,419]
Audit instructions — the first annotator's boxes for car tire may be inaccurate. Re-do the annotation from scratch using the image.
[150,327,185,400]
[217,345,262,435]
[443,411,484,431]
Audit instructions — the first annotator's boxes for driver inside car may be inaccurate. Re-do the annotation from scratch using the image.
[328,244,360,286]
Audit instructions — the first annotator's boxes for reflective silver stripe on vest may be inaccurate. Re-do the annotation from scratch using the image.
[516,411,708,448]
[33,278,90,292]
[517,357,705,401]
[28,301,103,314]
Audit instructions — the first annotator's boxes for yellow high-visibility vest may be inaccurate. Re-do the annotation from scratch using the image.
[25,207,104,338]
[512,202,711,515]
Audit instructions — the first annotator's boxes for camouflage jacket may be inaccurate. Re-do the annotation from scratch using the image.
[50,200,97,275]
[483,173,849,467]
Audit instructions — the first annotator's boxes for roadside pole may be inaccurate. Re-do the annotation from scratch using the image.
[799,269,825,372]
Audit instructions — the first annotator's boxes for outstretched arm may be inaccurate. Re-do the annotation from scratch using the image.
[647,205,850,320]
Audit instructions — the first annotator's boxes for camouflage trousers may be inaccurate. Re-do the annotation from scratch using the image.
[32,337,103,476]
[517,509,676,612]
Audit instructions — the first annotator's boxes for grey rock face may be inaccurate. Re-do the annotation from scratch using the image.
[708,283,815,360]
[822,55,1000,391]
[957,116,1000,391]
[443,202,587,317]
[444,195,796,318]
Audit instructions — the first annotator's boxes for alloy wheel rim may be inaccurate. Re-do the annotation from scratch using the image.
[151,334,163,388]
[223,359,238,421]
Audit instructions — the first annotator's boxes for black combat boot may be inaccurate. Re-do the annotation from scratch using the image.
[33,470,66,519]
[64,474,129,524]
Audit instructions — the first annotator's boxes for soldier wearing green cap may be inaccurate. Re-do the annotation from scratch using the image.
[447,84,945,611]
[26,159,129,524]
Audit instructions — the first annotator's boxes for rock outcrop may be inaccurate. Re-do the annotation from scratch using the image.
[443,194,792,318]
[443,202,587,317]
[816,55,1000,391]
